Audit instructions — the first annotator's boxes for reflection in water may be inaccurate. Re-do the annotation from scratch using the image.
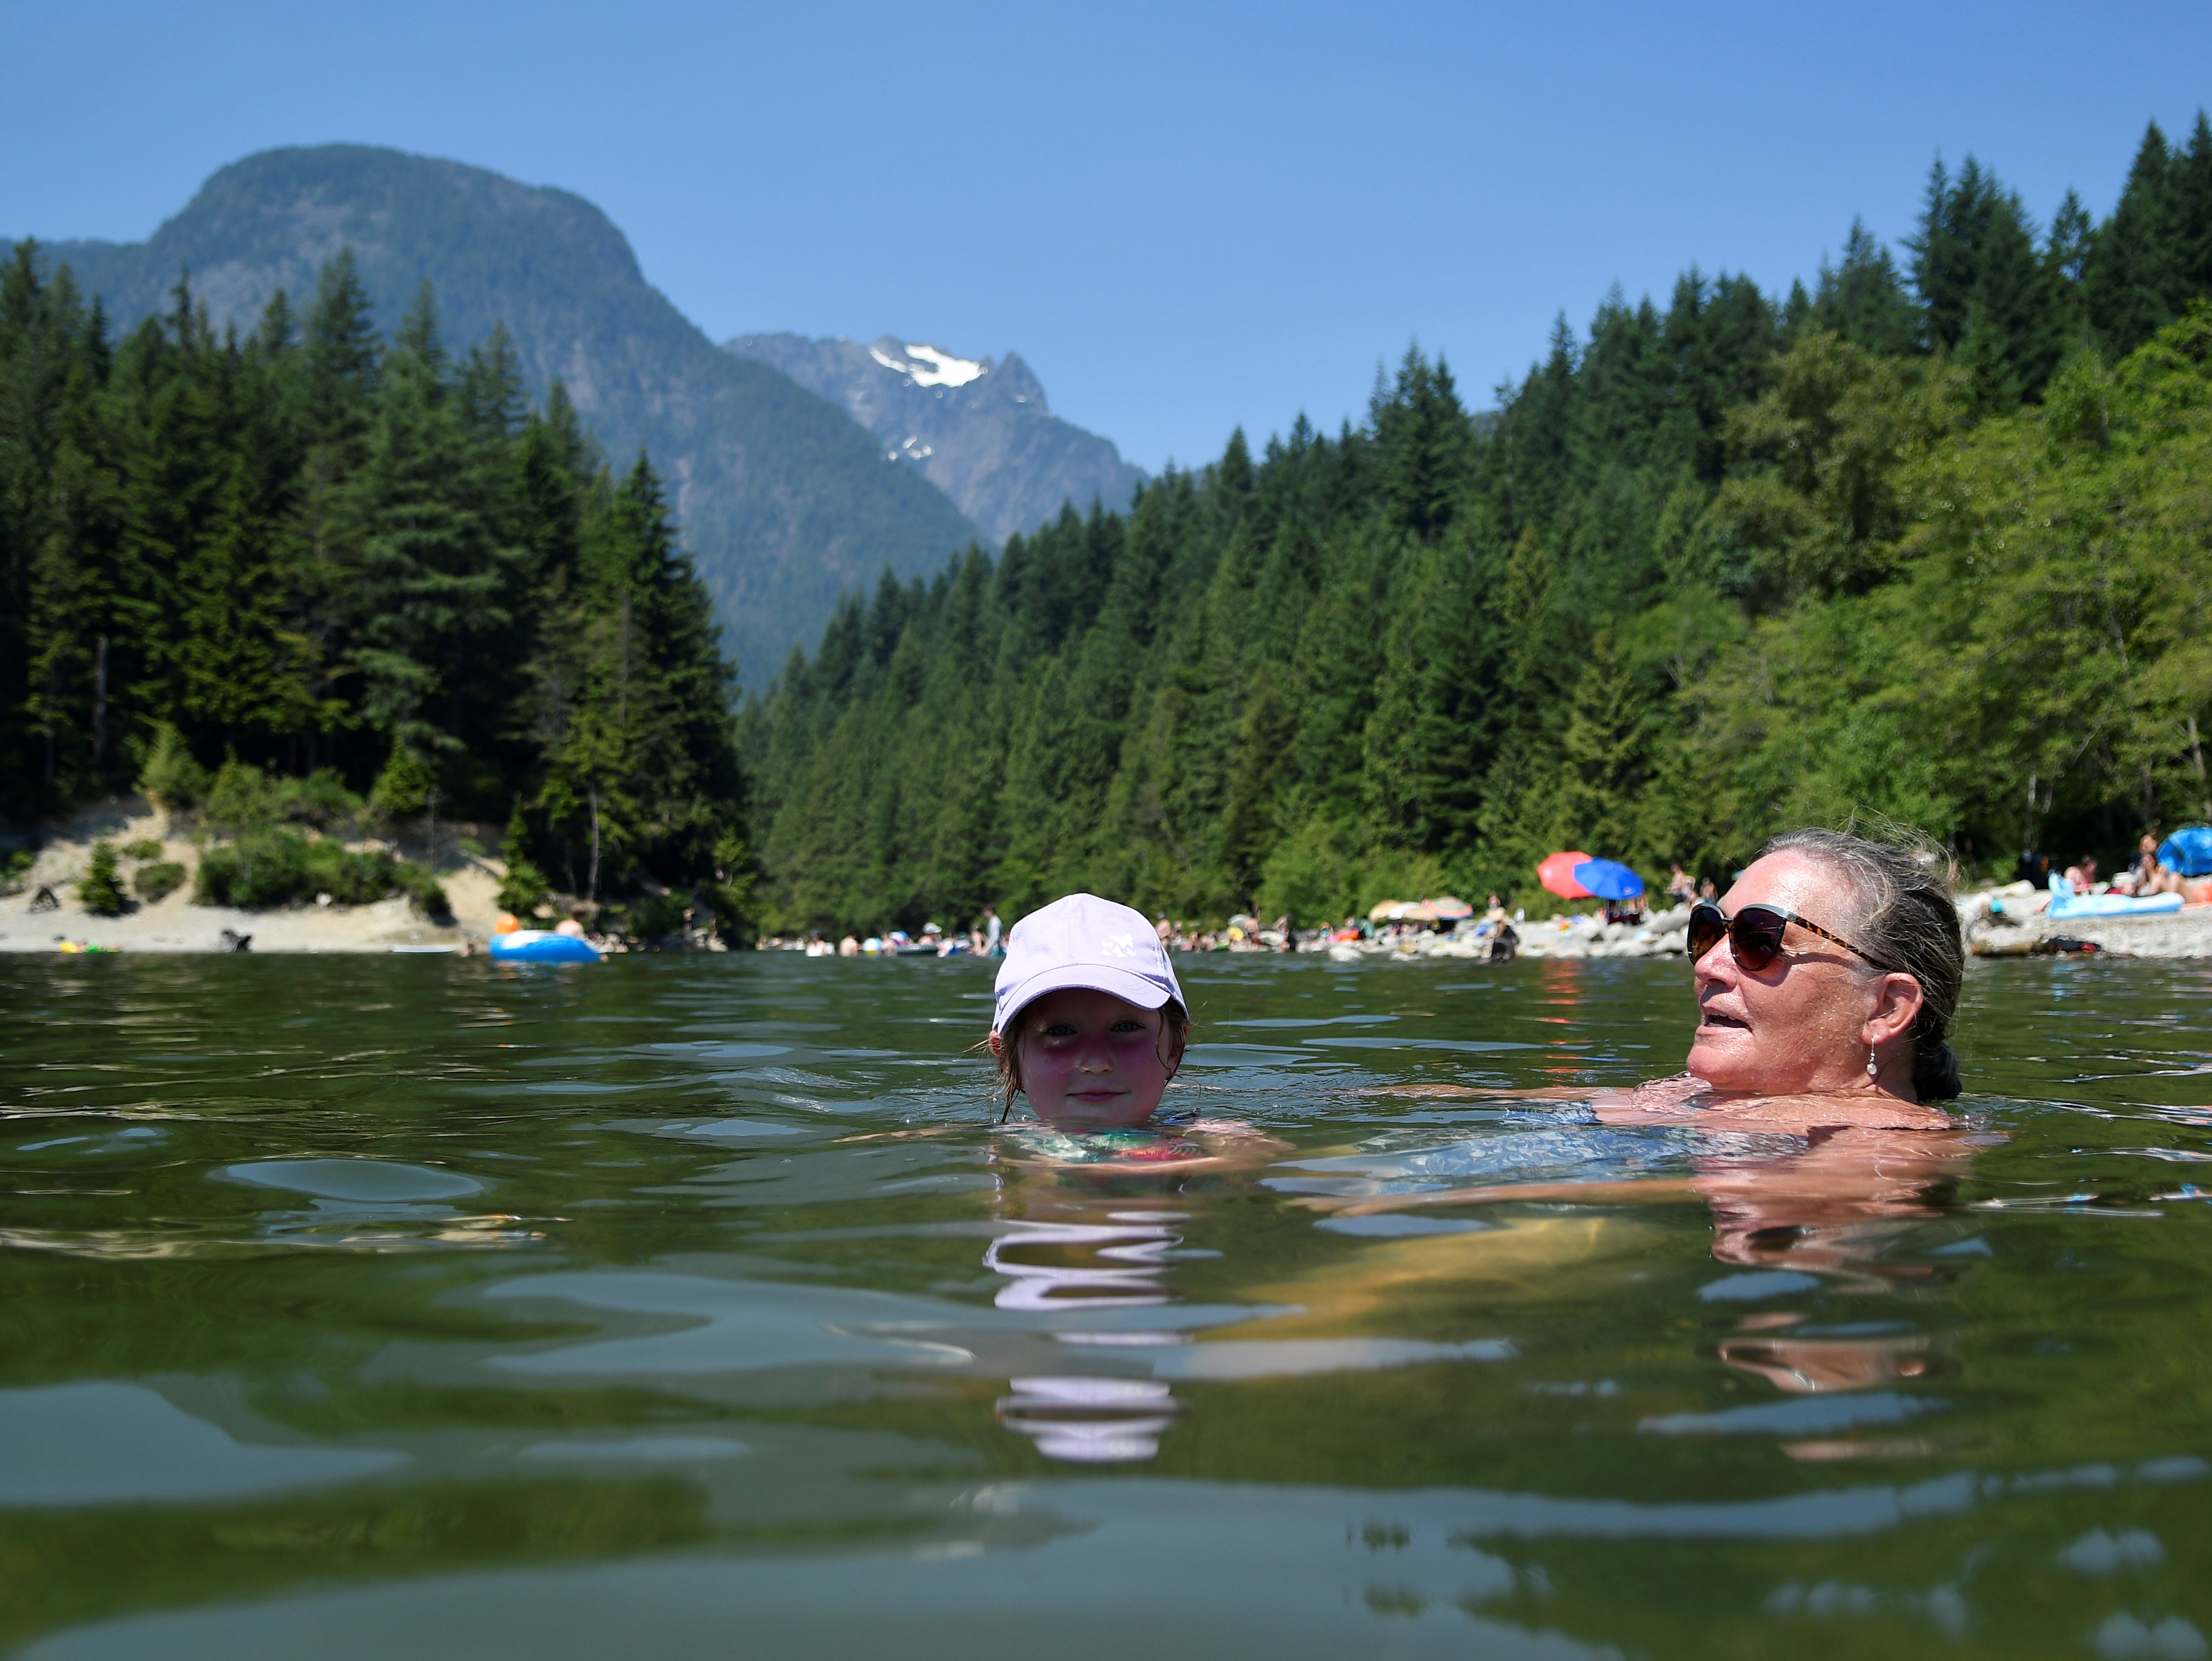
[1715,1332,1940,1395]
[982,1211,1183,1310]
[1279,1089,1983,1410]
[985,1204,1189,1462]
[995,1376,1181,1463]
[7,951,2212,1657]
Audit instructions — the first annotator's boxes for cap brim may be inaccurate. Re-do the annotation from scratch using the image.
[992,963,1175,1033]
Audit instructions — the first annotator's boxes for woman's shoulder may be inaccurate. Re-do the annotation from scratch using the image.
[1588,1075,1952,1132]
[1697,1091,1954,1132]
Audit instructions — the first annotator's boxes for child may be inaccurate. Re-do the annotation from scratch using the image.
[987,893,1291,1180]
[989,892,1189,1130]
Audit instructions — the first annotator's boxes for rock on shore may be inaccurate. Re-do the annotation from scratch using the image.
[1320,907,1693,963]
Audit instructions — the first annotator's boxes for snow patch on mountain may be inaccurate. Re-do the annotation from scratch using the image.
[868,341,988,389]
[723,330,1147,544]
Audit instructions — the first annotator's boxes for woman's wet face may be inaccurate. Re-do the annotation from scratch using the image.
[1686,852,1882,1094]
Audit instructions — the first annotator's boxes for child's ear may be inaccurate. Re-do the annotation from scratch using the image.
[988,1032,1005,1061]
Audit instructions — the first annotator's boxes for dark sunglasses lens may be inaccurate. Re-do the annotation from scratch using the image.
[1730,907,1787,970]
[1686,905,1726,960]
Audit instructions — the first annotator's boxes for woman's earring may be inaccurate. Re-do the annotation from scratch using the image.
[1866,1045,1879,1079]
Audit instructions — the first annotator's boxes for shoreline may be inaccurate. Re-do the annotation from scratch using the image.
[13,805,2212,959]
[1,799,501,955]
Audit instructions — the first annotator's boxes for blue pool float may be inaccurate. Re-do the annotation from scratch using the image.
[488,929,602,963]
[2045,873,2184,922]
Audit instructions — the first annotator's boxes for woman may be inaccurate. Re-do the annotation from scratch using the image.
[1348,827,1965,1123]
[1676,826,1962,1112]
[1267,830,1977,1397]
[1310,829,1974,1259]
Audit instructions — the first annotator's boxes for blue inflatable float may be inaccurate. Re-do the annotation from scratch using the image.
[488,929,602,964]
[2045,873,2184,922]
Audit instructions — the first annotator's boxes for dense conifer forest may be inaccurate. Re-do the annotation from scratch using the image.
[745,120,2212,934]
[9,121,2212,937]
[0,249,749,922]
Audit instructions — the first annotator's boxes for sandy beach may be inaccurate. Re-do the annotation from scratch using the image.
[1,797,505,954]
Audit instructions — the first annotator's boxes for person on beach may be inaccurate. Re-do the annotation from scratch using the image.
[981,904,1003,956]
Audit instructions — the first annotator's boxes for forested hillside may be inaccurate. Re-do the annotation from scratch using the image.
[745,120,2212,935]
[0,249,749,919]
[29,146,982,683]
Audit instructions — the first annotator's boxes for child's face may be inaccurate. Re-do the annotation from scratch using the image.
[1003,988,1182,1126]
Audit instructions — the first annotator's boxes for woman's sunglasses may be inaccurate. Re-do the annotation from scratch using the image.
[1687,901,1889,973]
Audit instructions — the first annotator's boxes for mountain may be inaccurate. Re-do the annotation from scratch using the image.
[724,333,1146,544]
[25,144,981,684]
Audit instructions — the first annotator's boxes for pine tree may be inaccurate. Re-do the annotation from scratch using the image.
[352,284,506,765]
[1811,220,1920,356]
[1558,629,1653,862]
[1376,349,1471,541]
[2087,124,2179,354]
[2168,112,2212,310]
[1909,157,2003,352]
[1956,189,2059,405]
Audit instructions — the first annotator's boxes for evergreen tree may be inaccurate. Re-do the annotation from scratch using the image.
[2087,124,2179,353]
[1811,220,1920,357]
[352,284,507,765]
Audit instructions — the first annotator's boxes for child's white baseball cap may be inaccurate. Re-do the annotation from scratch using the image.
[991,893,1185,1034]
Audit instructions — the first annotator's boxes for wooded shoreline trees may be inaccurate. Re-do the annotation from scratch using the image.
[743,118,2212,935]
[10,120,2212,940]
[0,248,750,924]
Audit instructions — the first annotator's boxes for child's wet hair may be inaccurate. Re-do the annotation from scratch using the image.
[991,997,1190,1116]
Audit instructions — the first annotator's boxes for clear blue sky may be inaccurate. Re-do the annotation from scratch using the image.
[4,0,2207,471]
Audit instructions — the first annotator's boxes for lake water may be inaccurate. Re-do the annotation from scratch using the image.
[2,950,2209,1658]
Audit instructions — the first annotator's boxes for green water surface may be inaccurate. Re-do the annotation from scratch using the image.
[0,950,2208,1658]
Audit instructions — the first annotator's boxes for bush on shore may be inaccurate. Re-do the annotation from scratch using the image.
[134,861,187,903]
[496,852,552,919]
[194,829,447,919]
[78,841,130,917]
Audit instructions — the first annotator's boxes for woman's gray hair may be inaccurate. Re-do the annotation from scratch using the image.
[1761,827,1965,1101]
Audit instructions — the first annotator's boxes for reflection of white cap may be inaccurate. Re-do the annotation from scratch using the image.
[992,893,1185,1034]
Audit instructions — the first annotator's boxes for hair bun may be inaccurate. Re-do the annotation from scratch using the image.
[1914,1040,1962,1102]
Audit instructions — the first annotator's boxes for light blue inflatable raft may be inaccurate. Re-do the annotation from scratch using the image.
[488,929,602,964]
[2045,872,2184,922]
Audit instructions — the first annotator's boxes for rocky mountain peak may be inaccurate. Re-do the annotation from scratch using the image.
[725,332,1141,544]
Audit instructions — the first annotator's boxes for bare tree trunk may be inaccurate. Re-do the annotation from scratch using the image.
[92,635,109,768]
[587,782,601,904]
[2189,715,2212,822]
[425,783,439,865]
